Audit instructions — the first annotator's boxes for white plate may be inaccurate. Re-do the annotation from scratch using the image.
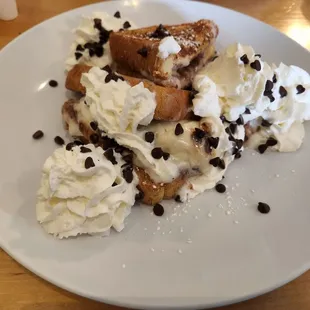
[1,0,310,309]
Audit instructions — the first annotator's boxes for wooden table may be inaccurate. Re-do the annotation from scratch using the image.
[1,0,310,309]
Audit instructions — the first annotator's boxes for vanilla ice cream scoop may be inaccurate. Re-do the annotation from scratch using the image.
[36,144,138,239]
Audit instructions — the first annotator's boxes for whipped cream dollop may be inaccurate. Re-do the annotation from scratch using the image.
[81,67,180,183]
[157,36,181,59]
[193,43,310,151]
[66,12,135,71]
[149,116,245,201]
[36,144,138,239]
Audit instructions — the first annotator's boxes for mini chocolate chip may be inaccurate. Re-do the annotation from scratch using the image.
[175,123,184,136]
[74,140,84,146]
[135,188,144,201]
[266,137,278,147]
[218,159,226,170]
[268,94,275,102]
[66,142,75,151]
[236,115,244,125]
[255,53,261,58]
[89,49,95,57]
[279,86,287,98]
[220,115,228,123]
[228,135,236,142]
[151,147,164,159]
[101,65,112,73]
[49,80,58,87]
[150,24,170,39]
[209,157,220,167]
[115,145,125,153]
[193,128,205,141]
[94,46,104,57]
[75,52,83,60]
[175,195,182,203]
[112,182,117,187]
[208,137,219,149]
[250,60,261,71]
[85,157,95,169]
[235,139,243,149]
[232,147,239,155]
[245,108,251,114]
[93,18,103,30]
[215,183,226,193]
[229,123,237,135]
[240,54,249,64]
[54,136,64,145]
[272,74,277,83]
[235,152,242,159]
[123,167,133,183]
[32,130,44,140]
[114,11,121,18]
[137,47,148,57]
[163,152,170,160]
[123,153,133,163]
[153,203,164,216]
[123,21,131,29]
[80,146,92,153]
[145,131,155,143]
[76,44,84,52]
[261,119,272,127]
[90,121,98,131]
[297,84,305,94]
[104,149,117,165]
[90,133,99,144]
[258,202,270,214]
[258,144,268,154]
[265,80,273,92]
[263,90,272,97]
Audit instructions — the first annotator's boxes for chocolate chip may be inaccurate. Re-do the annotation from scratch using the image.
[153,203,164,216]
[94,46,104,57]
[123,167,134,183]
[74,140,84,146]
[229,123,237,135]
[54,136,64,145]
[90,133,99,144]
[123,21,131,29]
[208,137,219,149]
[49,80,58,87]
[235,152,242,159]
[297,84,305,94]
[90,121,98,131]
[85,157,95,169]
[151,147,164,159]
[112,182,117,187]
[122,153,133,163]
[104,149,117,165]
[232,147,239,155]
[258,202,270,214]
[80,146,92,153]
[209,157,220,167]
[279,86,287,98]
[272,74,277,83]
[89,49,95,57]
[258,144,268,154]
[137,47,148,58]
[236,115,244,125]
[163,152,170,160]
[261,119,272,127]
[114,146,124,154]
[32,130,44,140]
[145,131,155,143]
[99,29,111,45]
[250,60,261,71]
[265,80,273,92]
[244,108,251,114]
[175,123,184,136]
[255,54,261,58]
[114,11,121,18]
[76,44,84,52]
[101,136,118,150]
[215,183,226,193]
[193,128,205,141]
[150,24,170,39]
[266,137,277,147]
[235,139,243,149]
[220,115,228,123]
[240,54,249,65]
[175,195,182,203]
[105,72,123,83]
[93,18,102,31]
[101,65,112,73]
[218,159,226,170]
[135,188,144,201]
[75,52,83,60]
[66,142,75,151]
[268,94,275,102]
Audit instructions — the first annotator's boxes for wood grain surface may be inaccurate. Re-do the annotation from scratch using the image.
[1,0,310,309]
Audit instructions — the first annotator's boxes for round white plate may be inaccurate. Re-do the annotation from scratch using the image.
[1,0,310,309]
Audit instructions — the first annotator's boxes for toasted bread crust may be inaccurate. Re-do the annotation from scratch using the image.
[66,64,192,121]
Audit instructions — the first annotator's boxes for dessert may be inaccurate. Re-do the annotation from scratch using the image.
[36,12,310,238]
